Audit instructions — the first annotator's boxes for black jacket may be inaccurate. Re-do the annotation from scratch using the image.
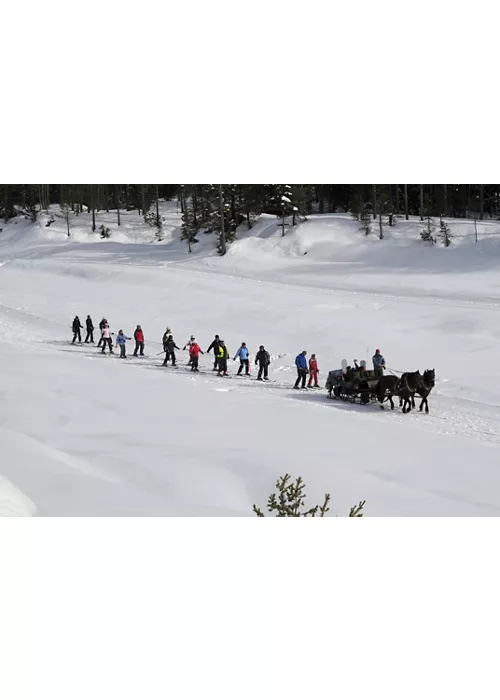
[255,349,270,365]
[86,317,94,330]
[164,338,180,353]
[72,318,82,332]
[207,338,221,354]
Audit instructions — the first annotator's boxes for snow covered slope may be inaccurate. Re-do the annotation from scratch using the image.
[2,204,500,516]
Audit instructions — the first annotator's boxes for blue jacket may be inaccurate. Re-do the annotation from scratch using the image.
[372,353,385,369]
[116,333,131,345]
[295,354,307,370]
[234,346,249,360]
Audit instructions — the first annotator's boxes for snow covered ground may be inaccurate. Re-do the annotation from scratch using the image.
[2,202,500,516]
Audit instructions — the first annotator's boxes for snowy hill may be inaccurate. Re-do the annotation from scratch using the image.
[2,203,500,516]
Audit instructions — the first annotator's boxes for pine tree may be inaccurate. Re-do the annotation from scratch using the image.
[439,220,452,247]
[252,473,365,517]
[421,215,436,244]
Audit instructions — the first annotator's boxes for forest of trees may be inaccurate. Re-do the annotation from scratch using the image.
[1,184,498,252]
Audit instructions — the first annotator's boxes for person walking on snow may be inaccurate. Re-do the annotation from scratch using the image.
[115,330,131,358]
[101,324,114,354]
[162,327,173,352]
[255,345,271,381]
[294,351,308,389]
[206,334,222,371]
[133,325,145,356]
[188,341,204,372]
[372,349,386,378]
[163,335,180,367]
[97,318,107,348]
[71,316,83,344]
[84,315,94,343]
[308,354,320,388]
[184,335,196,365]
[217,341,229,376]
[234,342,250,376]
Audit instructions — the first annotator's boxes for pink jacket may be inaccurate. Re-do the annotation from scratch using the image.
[102,326,111,339]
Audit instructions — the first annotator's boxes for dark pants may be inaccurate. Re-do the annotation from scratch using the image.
[218,358,228,374]
[101,338,113,354]
[98,333,104,348]
[212,357,219,371]
[237,359,250,375]
[85,329,94,343]
[72,330,81,343]
[374,367,384,378]
[119,344,126,358]
[133,341,144,356]
[257,363,268,380]
[163,351,176,366]
[190,356,199,371]
[295,368,307,388]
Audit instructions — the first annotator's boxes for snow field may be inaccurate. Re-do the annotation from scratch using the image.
[2,202,500,515]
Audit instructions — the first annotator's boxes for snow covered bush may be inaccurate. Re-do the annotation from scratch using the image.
[253,473,365,517]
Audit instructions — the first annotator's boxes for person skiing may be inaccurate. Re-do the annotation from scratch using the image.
[206,334,222,371]
[84,315,94,343]
[234,342,250,376]
[255,345,271,381]
[97,318,107,348]
[115,330,131,358]
[217,341,229,376]
[308,354,319,388]
[294,351,308,389]
[372,349,386,378]
[162,327,173,352]
[163,335,180,367]
[184,335,196,366]
[71,316,83,344]
[101,324,114,354]
[133,325,145,357]
[188,341,204,372]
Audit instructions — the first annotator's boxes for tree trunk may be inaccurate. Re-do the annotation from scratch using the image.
[395,184,400,214]
[479,184,484,220]
[230,188,236,223]
[379,213,383,239]
[420,184,424,221]
[443,184,447,217]
[318,187,324,214]
[219,184,226,255]
[155,185,160,226]
[372,184,377,219]
[66,209,70,237]
[404,184,409,220]
[116,185,121,226]
[92,208,96,232]
[141,185,146,222]
[246,203,252,229]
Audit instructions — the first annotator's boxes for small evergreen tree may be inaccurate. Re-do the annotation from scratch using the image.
[253,473,365,517]
[180,202,199,253]
[421,215,436,244]
[439,220,452,247]
[360,206,371,235]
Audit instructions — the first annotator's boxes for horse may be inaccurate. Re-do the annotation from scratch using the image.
[416,369,435,413]
[377,371,421,412]
[399,368,435,413]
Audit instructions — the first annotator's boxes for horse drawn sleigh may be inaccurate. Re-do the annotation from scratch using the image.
[325,360,435,413]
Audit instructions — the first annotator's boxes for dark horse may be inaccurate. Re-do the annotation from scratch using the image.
[377,371,422,413]
[400,369,435,413]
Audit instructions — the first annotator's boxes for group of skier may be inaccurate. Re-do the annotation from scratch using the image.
[71,315,386,388]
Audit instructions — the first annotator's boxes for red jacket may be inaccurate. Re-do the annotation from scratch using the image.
[309,358,319,373]
[189,343,203,358]
[134,329,144,343]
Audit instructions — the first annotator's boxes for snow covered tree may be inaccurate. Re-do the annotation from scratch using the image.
[421,216,436,244]
[439,220,452,247]
[253,473,365,517]
[180,197,199,253]
[360,206,371,235]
